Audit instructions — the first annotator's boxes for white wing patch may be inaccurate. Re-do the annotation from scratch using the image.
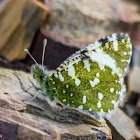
[110,88,114,93]
[98,92,104,100]
[89,78,100,87]
[68,65,75,77]
[86,50,120,76]
[78,105,83,109]
[83,95,86,104]
[96,73,100,77]
[75,78,81,86]
[113,40,118,51]
[97,101,102,108]
[58,72,64,82]
[83,59,90,71]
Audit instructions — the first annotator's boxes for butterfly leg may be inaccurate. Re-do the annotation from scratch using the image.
[30,90,45,101]
[54,97,57,111]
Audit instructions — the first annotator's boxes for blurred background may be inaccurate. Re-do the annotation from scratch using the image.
[0,0,140,139]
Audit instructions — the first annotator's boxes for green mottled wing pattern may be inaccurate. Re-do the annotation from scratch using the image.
[47,33,132,113]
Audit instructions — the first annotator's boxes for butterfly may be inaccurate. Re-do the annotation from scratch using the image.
[25,33,132,114]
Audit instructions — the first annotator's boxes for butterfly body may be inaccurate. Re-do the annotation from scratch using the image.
[31,33,132,113]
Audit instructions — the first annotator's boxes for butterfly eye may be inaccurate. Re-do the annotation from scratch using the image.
[33,74,35,79]
[39,73,44,80]
[39,74,42,79]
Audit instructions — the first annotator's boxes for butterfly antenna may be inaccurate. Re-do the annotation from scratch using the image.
[42,39,47,68]
[24,49,40,67]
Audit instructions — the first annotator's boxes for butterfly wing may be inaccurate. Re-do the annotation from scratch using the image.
[48,33,132,112]
[59,33,131,76]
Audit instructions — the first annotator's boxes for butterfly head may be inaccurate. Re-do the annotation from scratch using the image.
[31,64,45,82]
[24,39,48,81]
